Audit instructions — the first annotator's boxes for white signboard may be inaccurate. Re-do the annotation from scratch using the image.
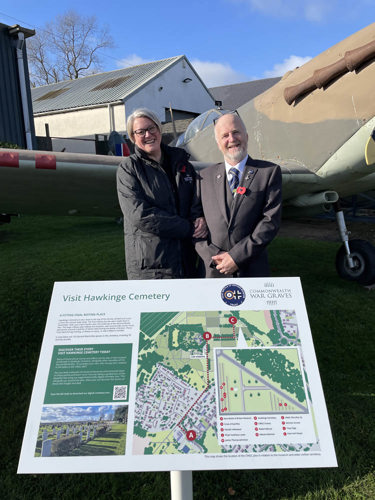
[18,277,337,473]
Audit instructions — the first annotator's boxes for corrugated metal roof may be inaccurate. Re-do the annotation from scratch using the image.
[31,55,184,114]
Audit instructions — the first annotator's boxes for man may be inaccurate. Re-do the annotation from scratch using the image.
[196,112,282,277]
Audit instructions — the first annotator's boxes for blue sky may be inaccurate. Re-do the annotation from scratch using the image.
[1,0,374,87]
[40,405,120,422]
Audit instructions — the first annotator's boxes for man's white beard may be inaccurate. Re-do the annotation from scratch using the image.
[224,145,247,164]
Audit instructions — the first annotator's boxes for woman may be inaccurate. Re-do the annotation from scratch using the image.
[117,108,206,280]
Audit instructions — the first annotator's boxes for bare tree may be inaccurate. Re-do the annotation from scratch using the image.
[27,32,61,86]
[27,10,114,87]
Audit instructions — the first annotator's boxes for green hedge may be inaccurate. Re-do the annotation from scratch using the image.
[0,141,20,149]
[51,435,81,456]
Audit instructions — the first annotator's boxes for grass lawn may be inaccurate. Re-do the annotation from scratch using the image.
[1,216,374,499]
[69,424,127,456]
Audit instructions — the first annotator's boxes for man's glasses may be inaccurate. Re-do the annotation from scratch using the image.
[213,110,239,126]
[133,125,158,136]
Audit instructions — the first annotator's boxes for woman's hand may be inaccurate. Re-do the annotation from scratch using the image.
[192,217,208,238]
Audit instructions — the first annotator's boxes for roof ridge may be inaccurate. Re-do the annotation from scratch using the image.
[32,55,184,89]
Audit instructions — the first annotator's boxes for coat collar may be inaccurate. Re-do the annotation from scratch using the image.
[210,156,259,225]
[213,163,230,224]
[213,157,259,224]
[230,159,258,221]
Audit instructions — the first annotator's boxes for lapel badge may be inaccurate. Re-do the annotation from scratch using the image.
[180,165,186,173]
[237,186,246,195]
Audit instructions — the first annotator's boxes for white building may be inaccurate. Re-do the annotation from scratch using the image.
[31,55,214,154]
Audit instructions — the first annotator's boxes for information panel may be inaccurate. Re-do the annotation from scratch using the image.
[18,277,337,473]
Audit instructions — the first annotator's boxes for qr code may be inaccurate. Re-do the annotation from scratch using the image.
[113,385,128,400]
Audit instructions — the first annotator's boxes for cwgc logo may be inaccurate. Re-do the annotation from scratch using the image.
[221,284,245,306]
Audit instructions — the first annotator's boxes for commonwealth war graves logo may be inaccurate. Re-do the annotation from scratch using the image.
[221,284,245,306]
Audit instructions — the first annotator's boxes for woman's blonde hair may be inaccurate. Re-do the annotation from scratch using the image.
[126,108,162,142]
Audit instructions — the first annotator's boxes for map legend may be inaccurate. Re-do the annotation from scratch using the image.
[219,414,315,446]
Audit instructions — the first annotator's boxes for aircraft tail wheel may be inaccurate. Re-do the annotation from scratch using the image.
[336,239,375,285]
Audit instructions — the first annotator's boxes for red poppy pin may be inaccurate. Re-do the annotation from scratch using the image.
[181,165,186,173]
[237,186,246,195]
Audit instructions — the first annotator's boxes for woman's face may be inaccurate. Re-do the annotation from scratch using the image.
[132,116,162,161]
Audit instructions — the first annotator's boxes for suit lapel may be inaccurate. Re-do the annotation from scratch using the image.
[214,163,230,224]
[230,158,258,223]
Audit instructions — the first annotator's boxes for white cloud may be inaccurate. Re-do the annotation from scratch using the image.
[40,405,114,422]
[190,59,249,87]
[264,55,312,77]
[116,54,248,87]
[116,54,151,68]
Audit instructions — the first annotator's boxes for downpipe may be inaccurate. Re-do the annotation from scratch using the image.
[16,32,33,150]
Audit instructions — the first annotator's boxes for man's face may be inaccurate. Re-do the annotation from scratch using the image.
[132,116,161,159]
[215,114,248,165]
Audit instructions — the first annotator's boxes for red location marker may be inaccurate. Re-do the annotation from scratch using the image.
[186,430,197,441]
[221,398,224,401]
[231,387,234,391]
[255,433,259,437]
[223,393,226,398]
[283,427,286,430]
[281,416,284,419]
[229,316,237,325]
[283,432,287,436]
[279,403,282,406]
[223,383,226,386]
[220,417,223,421]
[254,422,257,426]
[255,427,258,431]
[254,416,257,420]
[284,403,287,406]
[203,332,212,341]
[221,433,224,437]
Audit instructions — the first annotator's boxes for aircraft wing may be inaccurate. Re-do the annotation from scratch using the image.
[0,149,121,217]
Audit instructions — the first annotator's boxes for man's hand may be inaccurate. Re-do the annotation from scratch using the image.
[192,217,208,238]
[212,252,239,274]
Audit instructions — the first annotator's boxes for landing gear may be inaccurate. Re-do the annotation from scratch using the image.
[336,239,375,285]
[334,202,375,285]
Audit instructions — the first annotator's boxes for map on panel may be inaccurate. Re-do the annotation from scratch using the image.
[133,310,318,456]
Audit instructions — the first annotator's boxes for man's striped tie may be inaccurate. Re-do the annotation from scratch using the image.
[229,167,240,193]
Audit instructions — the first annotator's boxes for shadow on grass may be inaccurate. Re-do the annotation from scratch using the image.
[101,432,124,440]
[69,443,118,456]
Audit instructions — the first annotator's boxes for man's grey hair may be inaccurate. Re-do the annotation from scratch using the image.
[213,110,246,142]
[127,108,162,142]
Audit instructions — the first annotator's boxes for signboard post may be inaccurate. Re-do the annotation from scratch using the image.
[170,471,193,500]
[18,277,337,480]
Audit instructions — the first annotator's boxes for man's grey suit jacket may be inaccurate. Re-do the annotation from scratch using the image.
[196,155,282,278]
